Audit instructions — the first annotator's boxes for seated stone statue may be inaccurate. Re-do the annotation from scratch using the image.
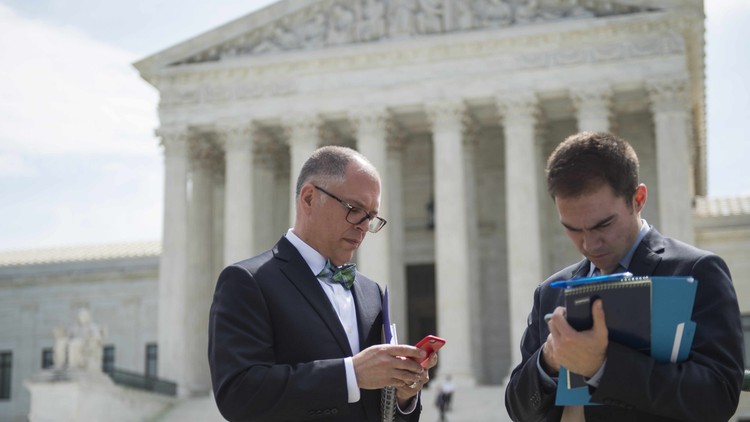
[52,308,106,372]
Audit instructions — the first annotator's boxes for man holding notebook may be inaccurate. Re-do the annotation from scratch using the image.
[505,132,744,421]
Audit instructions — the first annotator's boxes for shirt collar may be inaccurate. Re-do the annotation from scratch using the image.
[284,228,328,276]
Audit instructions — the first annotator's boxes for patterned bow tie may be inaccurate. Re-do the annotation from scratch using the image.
[317,259,357,290]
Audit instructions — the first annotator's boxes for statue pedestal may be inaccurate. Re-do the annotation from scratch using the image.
[25,370,174,422]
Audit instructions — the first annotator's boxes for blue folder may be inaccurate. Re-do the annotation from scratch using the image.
[553,275,697,406]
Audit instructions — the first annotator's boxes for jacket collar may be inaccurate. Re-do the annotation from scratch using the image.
[627,228,665,276]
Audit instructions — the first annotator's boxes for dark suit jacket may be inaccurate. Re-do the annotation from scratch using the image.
[505,228,744,422]
[208,236,421,422]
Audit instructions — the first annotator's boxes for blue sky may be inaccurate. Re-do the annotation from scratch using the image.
[0,0,748,251]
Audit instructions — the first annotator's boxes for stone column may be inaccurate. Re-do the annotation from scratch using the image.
[427,101,475,384]
[351,108,390,285]
[254,132,280,251]
[385,126,408,338]
[462,118,483,372]
[212,165,226,281]
[648,79,695,244]
[184,137,221,396]
[497,93,543,366]
[572,85,612,132]
[222,122,255,265]
[286,116,321,225]
[155,127,189,384]
[274,149,292,238]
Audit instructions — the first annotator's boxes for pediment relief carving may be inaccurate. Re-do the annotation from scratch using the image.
[172,0,659,66]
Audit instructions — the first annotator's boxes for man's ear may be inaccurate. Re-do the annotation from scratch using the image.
[633,184,647,212]
[298,183,316,215]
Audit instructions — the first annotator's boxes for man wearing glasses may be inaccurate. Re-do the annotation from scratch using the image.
[209,145,436,421]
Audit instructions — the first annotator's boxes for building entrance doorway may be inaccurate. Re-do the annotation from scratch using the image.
[406,264,437,356]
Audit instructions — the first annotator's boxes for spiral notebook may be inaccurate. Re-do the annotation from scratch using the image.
[381,287,398,422]
[553,275,698,405]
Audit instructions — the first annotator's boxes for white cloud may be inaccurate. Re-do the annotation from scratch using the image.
[0,152,38,177]
[0,3,159,157]
[0,154,163,250]
[0,4,164,250]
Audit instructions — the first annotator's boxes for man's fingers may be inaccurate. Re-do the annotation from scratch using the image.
[547,306,567,337]
[386,344,427,360]
[591,299,607,334]
[379,345,427,372]
[394,356,426,374]
[422,352,438,369]
[390,369,423,385]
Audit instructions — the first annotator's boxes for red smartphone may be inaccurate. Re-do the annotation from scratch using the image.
[414,335,446,367]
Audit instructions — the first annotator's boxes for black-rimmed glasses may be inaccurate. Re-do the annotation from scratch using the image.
[314,185,387,233]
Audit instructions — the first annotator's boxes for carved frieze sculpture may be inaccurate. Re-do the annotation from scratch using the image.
[175,0,658,65]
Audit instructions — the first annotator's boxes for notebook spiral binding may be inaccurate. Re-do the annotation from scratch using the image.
[381,320,398,422]
[381,386,397,422]
[564,277,652,296]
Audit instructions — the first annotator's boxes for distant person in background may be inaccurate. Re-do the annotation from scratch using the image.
[505,132,744,421]
[435,375,454,421]
[439,375,454,411]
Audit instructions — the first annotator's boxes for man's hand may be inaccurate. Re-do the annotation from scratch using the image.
[352,344,426,391]
[543,299,608,378]
[353,344,438,407]
[394,350,438,405]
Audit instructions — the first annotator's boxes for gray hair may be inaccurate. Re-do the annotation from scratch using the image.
[295,145,379,198]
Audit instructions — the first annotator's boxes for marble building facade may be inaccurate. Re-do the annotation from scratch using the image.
[134,0,713,395]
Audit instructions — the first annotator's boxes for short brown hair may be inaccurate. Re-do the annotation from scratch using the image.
[545,132,639,200]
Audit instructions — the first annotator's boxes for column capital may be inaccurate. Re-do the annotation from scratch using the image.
[217,121,254,153]
[495,92,539,124]
[462,114,480,148]
[156,126,189,156]
[189,136,224,172]
[386,121,407,153]
[284,115,322,140]
[571,85,612,133]
[253,131,281,168]
[647,79,689,113]
[571,85,613,111]
[425,100,466,132]
[350,107,388,134]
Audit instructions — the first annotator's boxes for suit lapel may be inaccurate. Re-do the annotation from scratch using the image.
[628,229,665,276]
[274,238,353,356]
[351,278,381,350]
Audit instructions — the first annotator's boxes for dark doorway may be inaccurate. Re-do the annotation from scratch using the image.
[406,264,437,345]
[407,264,439,379]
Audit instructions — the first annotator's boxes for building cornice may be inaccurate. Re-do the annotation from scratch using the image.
[0,241,161,268]
[695,196,750,218]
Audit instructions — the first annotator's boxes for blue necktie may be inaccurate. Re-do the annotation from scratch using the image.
[317,259,357,290]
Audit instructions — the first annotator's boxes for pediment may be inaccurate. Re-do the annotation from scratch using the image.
[137,0,664,72]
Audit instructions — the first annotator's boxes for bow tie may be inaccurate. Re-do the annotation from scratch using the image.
[317,259,357,290]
